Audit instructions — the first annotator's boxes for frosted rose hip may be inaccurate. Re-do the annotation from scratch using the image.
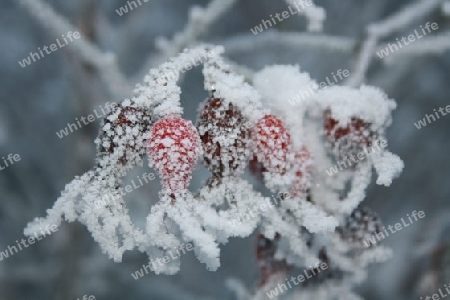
[323,110,374,160]
[252,114,291,175]
[147,116,201,191]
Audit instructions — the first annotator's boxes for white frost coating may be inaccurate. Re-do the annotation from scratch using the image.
[336,162,373,215]
[253,66,403,216]
[254,65,316,110]
[134,44,266,122]
[196,178,267,240]
[134,45,224,116]
[24,44,403,297]
[254,65,317,147]
[371,151,404,186]
[252,63,402,298]
[260,212,320,267]
[312,85,397,130]
[203,54,266,123]
[163,194,221,271]
[285,0,326,32]
[281,198,338,233]
[317,233,392,290]
[23,46,271,275]
[143,180,267,272]
[14,0,420,294]
[24,100,157,264]
[357,245,393,267]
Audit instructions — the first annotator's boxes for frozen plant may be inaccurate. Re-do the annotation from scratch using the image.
[24,45,403,299]
[22,0,450,298]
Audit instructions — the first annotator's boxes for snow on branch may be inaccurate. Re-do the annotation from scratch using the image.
[19,0,132,98]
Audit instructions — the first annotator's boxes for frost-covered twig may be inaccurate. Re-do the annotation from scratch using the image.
[377,31,450,58]
[223,29,450,65]
[347,0,445,87]
[444,1,450,15]
[19,0,132,98]
[25,43,404,298]
[284,0,326,32]
[138,0,238,76]
[222,31,356,54]
[224,59,256,82]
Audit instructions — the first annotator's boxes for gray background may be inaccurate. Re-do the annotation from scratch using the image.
[0,0,449,299]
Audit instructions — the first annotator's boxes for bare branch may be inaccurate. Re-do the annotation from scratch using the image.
[347,0,445,87]
[377,31,450,58]
[284,0,326,32]
[136,0,238,79]
[19,0,132,99]
[221,31,356,53]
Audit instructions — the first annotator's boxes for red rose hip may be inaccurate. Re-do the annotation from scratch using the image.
[253,114,291,175]
[148,116,201,191]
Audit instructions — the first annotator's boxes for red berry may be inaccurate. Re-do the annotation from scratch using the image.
[290,147,313,197]
[323,110,374,159]
[253,115,291,175]
[148,116,201,191]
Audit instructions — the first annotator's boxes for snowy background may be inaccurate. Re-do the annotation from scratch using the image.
[0,0,449,299]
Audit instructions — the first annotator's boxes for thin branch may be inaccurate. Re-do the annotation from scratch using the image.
[222,30,450,60]
[137,0,238,79]
[346,0,445,87]
[220,29,449,83]
[221,31,356,53]
[284,0,326,32]
[443,1,450,15]
[377,31,450,58]
[19,0,132,99]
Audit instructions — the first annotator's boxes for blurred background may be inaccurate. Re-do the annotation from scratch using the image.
[0,0,449,299]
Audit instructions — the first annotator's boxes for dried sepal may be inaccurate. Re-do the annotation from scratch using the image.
[197,97,252,177]
[95,99,152,168]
